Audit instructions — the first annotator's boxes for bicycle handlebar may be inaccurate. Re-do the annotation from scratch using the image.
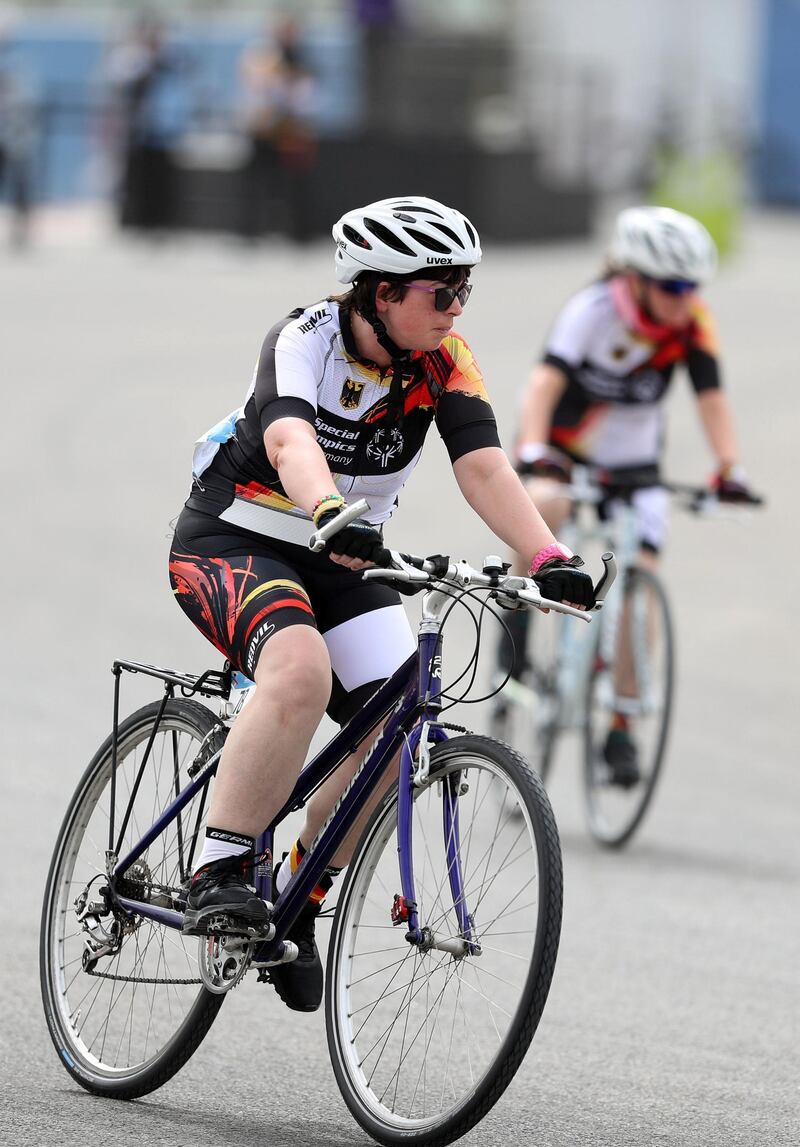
[363,550,617,622]
[308,498,374,552]
[309,498,616,621]
[534,468,764,516]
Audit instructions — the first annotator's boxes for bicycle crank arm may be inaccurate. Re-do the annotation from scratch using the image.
[251,940,299,969]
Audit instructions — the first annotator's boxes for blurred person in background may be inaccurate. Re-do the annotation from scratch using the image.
[168,196,595,1011]
[351,0,399,133]
[501,205,761,786]
[0,20,39,248]
[237,15,317,243]
[105,14,192,234]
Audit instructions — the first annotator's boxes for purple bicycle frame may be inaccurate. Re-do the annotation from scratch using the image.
[112,625,476,957]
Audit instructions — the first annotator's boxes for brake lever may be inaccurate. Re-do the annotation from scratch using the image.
[361,551,430,585]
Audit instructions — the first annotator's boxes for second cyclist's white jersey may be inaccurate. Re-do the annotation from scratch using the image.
[541,277,721,469]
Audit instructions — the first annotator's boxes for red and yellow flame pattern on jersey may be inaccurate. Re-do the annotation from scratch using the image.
[233,481,302,513]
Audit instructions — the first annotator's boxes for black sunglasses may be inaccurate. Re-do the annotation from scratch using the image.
[404,281,473,311]
[643,275,698,296]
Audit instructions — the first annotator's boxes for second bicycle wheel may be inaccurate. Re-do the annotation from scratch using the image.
[489,611,562,784]
[40,698,227,1099]
[326,734,563,1147]
[583,567,674,847]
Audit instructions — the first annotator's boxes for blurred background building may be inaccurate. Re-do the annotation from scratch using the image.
[0,0,797,247]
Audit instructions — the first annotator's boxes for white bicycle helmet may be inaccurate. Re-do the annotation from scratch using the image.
[332,196,482,284]
[612,206,717,284]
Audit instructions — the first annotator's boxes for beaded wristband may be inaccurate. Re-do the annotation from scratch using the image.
[312,494,345,527]
[528,542,574,577]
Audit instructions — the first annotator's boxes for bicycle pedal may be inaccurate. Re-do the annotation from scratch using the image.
[183,911,274,940]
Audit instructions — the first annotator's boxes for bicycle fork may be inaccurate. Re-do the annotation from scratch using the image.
[394,618,481,958]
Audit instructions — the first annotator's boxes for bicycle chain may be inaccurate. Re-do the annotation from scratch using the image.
[84,967,202,985]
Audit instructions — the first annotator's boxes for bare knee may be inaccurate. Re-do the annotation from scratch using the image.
[254,626,331,715]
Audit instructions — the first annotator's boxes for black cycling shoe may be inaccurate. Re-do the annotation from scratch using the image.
[602,728,641,788]
[182,853,271,936]
[267,860,323,1012]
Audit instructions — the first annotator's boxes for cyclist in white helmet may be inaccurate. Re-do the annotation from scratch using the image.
[169,195,595,1012]
[502,205,760,786]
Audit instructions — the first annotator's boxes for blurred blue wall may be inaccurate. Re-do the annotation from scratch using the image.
[756,0,800,204]
[1,16,359,202]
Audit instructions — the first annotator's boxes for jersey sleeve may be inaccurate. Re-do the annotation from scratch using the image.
[686,300,722,393]
[542,286,598,375]
[253,314,320,433]
[432,334,501,462]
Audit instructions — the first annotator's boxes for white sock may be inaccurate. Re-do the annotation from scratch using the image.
[193,827,254,875]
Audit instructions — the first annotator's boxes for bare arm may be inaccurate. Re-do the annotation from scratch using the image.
[517,362,569,452]
[695,388,740,468]
[264,417,338,516]
[452,446,556,563]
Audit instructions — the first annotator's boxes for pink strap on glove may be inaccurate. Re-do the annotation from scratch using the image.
[529,542,574,576]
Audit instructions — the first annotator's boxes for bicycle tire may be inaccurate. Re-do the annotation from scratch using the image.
[490,612,562,784]
[583,568,674,847]
[325,734,563,1147]
[40,698,227,1099]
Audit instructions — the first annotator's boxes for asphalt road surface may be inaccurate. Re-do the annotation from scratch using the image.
[2,208,797,1146]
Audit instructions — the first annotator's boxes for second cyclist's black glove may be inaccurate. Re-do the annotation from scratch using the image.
[533,555,596,609]
[316,508,391,566]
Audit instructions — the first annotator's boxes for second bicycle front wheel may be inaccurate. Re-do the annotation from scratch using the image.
[583,567,674,847]
[326,734,563,1147]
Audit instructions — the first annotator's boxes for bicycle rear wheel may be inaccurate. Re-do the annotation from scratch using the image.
[40,698,226,1098]
[583,568,674,847]
[326,734,562,1147]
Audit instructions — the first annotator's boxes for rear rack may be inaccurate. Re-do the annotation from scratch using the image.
[112,659,232,699]
[107,659,231,858]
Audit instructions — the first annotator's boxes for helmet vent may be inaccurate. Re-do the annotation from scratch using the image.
[364,218,416,255]
[429,221,466,249]
[393,203,445,218]
[403,227,451,254]
[343,224,372,250]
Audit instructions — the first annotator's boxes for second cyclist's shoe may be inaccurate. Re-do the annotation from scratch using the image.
[182,853,271,936]
[602,728,641,788]
[267,863,323,1012]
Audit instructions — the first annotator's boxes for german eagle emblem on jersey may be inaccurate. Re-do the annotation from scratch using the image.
[340,378,364,410]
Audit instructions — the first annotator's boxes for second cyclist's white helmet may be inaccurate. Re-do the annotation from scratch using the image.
[612,206,717,284]
[332,196,482,284]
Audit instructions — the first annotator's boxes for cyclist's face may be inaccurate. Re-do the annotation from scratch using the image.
[635,274,696,328]
[377,278,465,351]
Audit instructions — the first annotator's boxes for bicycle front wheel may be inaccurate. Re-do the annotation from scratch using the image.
[326,734,563,1147]
[583,567,674,847]
[40,698,226,1099]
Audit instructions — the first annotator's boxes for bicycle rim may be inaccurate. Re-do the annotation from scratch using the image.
[326,734,562,1147]
[583,568,674,847]
[40,699,225,1097]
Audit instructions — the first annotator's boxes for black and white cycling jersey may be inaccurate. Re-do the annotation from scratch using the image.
[186,297,499,544]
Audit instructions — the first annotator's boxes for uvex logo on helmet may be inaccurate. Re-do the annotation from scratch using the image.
[426,256,453,265]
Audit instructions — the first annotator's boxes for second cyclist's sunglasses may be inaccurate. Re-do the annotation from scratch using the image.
[403,281,474,311]
[643,275,698,296]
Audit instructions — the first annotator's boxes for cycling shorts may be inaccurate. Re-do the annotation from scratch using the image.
[598,484,669,553]
[168,508,415,724]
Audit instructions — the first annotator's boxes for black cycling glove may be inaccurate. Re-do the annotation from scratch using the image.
[533,555,596,609]
[316,509,391,566]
